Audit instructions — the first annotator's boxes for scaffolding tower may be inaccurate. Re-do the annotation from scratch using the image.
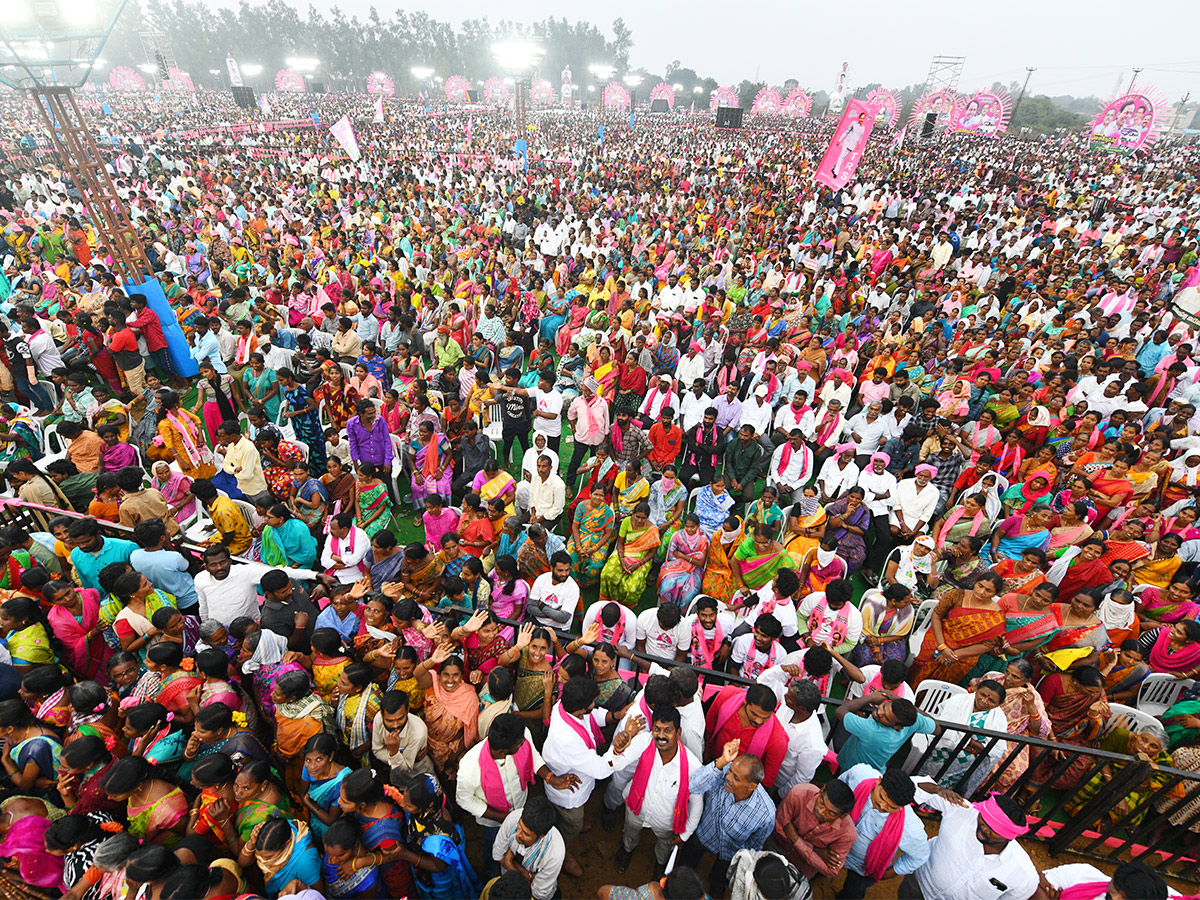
[139,27,178,88]
[920,55,966,132]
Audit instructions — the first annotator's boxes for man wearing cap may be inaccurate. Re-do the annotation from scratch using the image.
[767,430,813,503]
[636,375,680,431]
[564,378,609,483]
[904,782,1037,900]
[741,384,776,456]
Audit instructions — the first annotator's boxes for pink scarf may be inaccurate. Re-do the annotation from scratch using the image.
[557,704,602,750]
[712,689,773,759]
[579,397,603,442]
[164,408,206,467]
[610,422,625,455]
[235,332,254,365]
[603,615,626,648]
[852,778,906,881]
[691,618,723,668]
[479,739,535,816]
[1058,884,1108,900]
[816,411,843,447]
[808,599,851,647]
[1149,626,1200,673]
[935,506,986,548]
[742,641,779,679]
[625,741,690,833]
[776,442,794,476]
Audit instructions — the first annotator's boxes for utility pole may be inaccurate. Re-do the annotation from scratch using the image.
[1171,92,1191,137]
[1128,68,1142,93]
[1012,66,1036,122]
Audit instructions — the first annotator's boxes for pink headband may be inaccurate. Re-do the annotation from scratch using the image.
[915,464,939,477]
[871,452,891,466]
[975,796,1028,840]
[836,443,856,455]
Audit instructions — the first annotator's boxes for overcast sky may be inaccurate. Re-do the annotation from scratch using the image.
[300,0,1199,101]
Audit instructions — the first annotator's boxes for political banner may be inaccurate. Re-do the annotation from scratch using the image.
[373,97,384,124]
[892,125,907,151]
[949,90,1011,137]
[814,98,877,190]
[329,115,361,161]
[225,55,243,88]
[1090,92,1158,154]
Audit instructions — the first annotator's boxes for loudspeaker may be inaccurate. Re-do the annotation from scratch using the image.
[309,81,326,94]
[154,52,169,81]
[231,85,256,109]
[467,89,481,102]
[650,98,669,113]
[921,111,937,137]
[715,107,743,128]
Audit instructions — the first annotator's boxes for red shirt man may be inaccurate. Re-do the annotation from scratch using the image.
[647,410,684,469]
[704,684,790,788]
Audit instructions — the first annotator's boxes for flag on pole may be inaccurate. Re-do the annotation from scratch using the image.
[373,96,384,124]
[259,95,273,117]
[329,115,361,161]
[891,125,906,151]
[465,118,473,145]
[689,100,695,115]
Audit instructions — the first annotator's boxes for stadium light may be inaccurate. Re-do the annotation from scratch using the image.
[693,85,703,94]
[240,63,263,76]
[136,63,155,73]
[673,83,683,91]
[588,63,615,80]
[410,66,433,80]
[286,56,319,72]
[491,40,544,73]
[624,74,643,87]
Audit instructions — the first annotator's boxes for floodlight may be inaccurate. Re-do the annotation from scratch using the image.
[240,63,262,76]
[491,40,545,72]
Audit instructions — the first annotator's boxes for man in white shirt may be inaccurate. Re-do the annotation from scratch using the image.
[320,513,370,585]
[194,545,323,623]
[520,434,560,483]
[772,391,811,446]
[527,553,580,629]
[637,374,680,430]
[773,680,828,797]
[889,466,941,537]
[492,798,566,900]
[580,600,638,666]
[796,580,864,656]
[730,566,801,638]
[858,452,900,580]
[676,344,707,387]
[767,430,814,502]
[905,783,1038,900]
[669,665,706,760]
[635,603,683,660]
[740,384,775,451]
[526,455,566,530]
[612,706,704,872]
[675,595,734,672]
[541,679,630,876]
[216,423,269,497]
[680,378,715,433]
[371,689,434,781]
[1039,862,1169,900]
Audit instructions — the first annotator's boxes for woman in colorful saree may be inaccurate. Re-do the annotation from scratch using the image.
[848,583,916,667]
[999,473,1054,519]
[149,460,197,527]
[0,596,60,672]
[333,662,383,765]
[288,459,328,535]
[823,486,871,573]
[993,547,1048,604]
[155,390,216,480]
[56,734,120,819]
[255,429,306,502]
[1033,589,1109,671]
[613,460,650,520]
[356,462,399,538]
[414,645,479,781]
[44,580,109,681]
[567,444,618,520]
[989,504,1053,562]
[1027,665,1110,791]
[1132,532,1184,591]
[242,353,281,423]
[649,464,688,554]
[783,494,827,563]
[337,767,416,899]
[695,474,737,536]
[100,754,189,845]
[259,503,319,569]
[243,815,321,898]
[1089,455,1135,525]
[796,535,849,598]
[315,363,360,433]
[232,757,293,845]
[409,423,453,517]
[908,570,1006,687]
[568,485,616,587]
[1047,500,1094,553]
[240,628,305,722]
[971,659,1051,791]
[733,522,796,593]
[278,368,327,478]
[0,403,41,465]
[474,458,516,517]
[598,502,661,607]
[300,733,350,844]
[0,698,62,799]
[1139,577,1200,625]
[700,514,744,601]
[658,513,709,609]
[1139,619,1200,677]
[1046,538,1113,606]
[400,773,483,899]
[271,669,334,800]
[1066,726,1174,828]
[146,642,203,723]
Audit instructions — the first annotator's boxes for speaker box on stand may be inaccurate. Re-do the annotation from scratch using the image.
[231,85,256,109]
[466,89,481,102]
[308,81,326,94]
[921,111,937,137]
[714,107,743,128]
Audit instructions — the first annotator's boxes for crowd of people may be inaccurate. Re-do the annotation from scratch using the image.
[0,85,1196,900]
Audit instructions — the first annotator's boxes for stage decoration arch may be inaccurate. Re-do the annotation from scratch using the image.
[649,82,675,110]
[445,75,471,102]
[275,69,306,93]
[603,81,630,112]
[752,87,783,116]
[108,66,145,91]
[866,87,900,127]
[367,72,394,96]
[484,77,510,105]
[783,88,811,117]
[948,88,1011,136]
[1088,83,1168,155]
[907,87,960,130]
[529,79,555,106]
[710,85,739,110]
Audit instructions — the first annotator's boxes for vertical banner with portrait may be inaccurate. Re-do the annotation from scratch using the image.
[815,98,878,190]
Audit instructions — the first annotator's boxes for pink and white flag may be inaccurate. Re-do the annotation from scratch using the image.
[814,98,878,191]
[259,95,273,117]
[329,115,361,161]
[373,97,384,124]
[891,125,906,151]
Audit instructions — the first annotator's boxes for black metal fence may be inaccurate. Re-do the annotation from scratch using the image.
[6,499,1200,881]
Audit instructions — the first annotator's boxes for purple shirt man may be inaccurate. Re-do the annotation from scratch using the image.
[346,401,394,468]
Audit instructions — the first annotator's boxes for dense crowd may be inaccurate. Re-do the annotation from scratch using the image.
[0,86,1196,900]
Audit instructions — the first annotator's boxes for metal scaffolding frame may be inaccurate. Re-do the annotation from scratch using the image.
[920,54,966,132]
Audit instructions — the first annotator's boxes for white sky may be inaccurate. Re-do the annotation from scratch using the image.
[300,0,1200,101]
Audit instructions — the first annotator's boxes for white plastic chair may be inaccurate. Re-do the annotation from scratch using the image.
[913,678,966,717]
[482,399,504,441]
[185,506,214,544]
[906,598,939,662]
[687,486,704,513]
[1104,702,1168,737]
[41,423,64,456]
[1137,674,1192,717]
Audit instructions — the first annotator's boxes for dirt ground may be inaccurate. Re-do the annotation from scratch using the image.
[461,789,1196,899]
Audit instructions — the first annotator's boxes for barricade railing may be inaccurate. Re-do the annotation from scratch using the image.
[2,500,1197,881]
